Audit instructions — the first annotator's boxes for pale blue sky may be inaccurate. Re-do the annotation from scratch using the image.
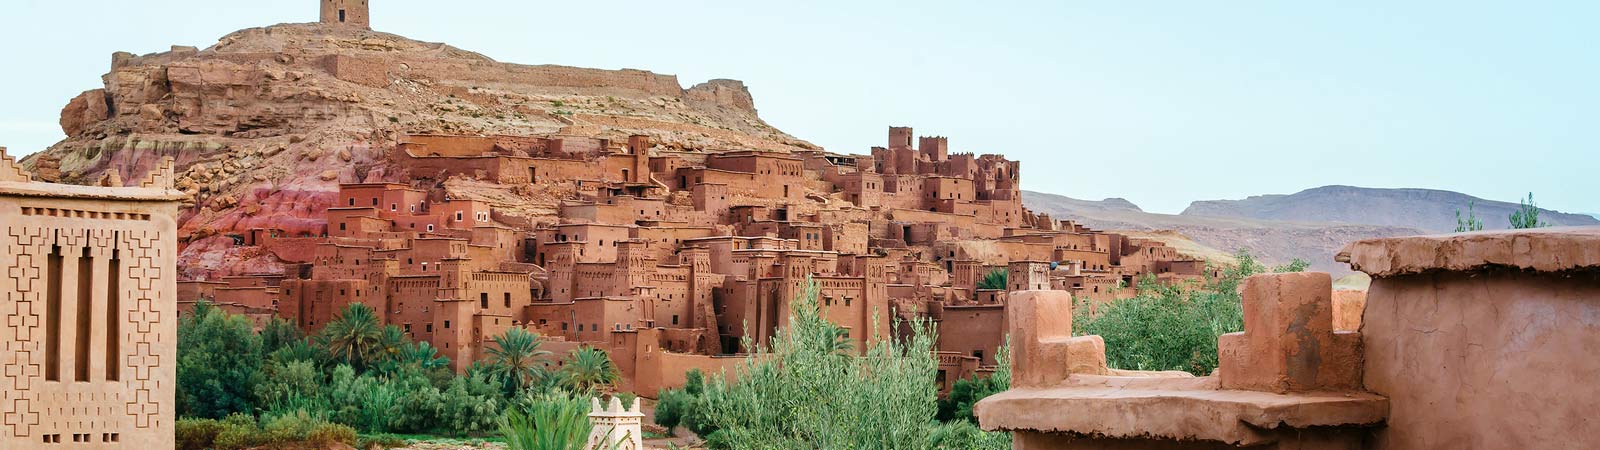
[2,1,1595,214]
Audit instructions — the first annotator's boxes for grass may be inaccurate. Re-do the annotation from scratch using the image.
[358,432,505,449]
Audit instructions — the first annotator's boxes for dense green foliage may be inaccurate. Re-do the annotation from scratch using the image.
[177,301,623,443]
[1510,192,1548,229]
[655,279,1011,449]
[976,269,1008,290]
[177,302,264,419]
[1074,250,1301,374]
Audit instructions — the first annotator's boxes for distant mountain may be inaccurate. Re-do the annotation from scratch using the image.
[1589,213,1600,220]
[1181,186,1599,233]
[1021,191,1422,275]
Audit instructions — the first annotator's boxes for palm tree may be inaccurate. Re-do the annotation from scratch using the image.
[976,269,1008,290]
[487,328,552,395]
[367,325,410,374]
[317,303,383,372]
[407,341,450,371]
[560,347,621,394]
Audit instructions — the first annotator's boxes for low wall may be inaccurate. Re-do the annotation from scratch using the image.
[633,351,745,397]
[1342,227,1600,450]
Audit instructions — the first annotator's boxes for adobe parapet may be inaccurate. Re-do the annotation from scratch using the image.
[1336,227,1600,450]
[1338,226,1600,276]
[982,228,1600,449]
[976,278,1387,449]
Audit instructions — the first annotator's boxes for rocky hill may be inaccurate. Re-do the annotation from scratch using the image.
[1182,185,1598,232]
[23,22,817,277]
[1022,191,1422,275]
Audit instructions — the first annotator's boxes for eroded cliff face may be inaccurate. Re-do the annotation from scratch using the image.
[26,22,815,278]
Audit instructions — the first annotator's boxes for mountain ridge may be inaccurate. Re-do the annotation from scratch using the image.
[1021,190,1422,275]
[1181,185,1598,233]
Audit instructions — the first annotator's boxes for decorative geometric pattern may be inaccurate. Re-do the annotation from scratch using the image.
[121,230,163,429]
[3,227,45,438]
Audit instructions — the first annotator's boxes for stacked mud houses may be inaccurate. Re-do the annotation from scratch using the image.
[180,127,1212,393]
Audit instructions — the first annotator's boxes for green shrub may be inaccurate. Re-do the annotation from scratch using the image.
[1075,250,1297,374]
[175,418,224,450]
[384,371,444,434]
[254,359,326,415]
[1510,192,1548,229]
[212,413,263,450]
[187,410,357,450]
[691,278,1008,449]
[1456,201,1486,232]
[500,392,594,450]
[326,365,401,432]
[929,420,1011,449]
[357,434,411,449]
[438,371,507,435]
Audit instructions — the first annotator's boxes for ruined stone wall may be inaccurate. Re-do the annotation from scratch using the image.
[392,56,686,98]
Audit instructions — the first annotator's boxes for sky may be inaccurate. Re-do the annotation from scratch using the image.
[1,1,1595,214]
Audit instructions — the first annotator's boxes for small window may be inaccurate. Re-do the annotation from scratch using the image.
[426,323,433,332]
[672,315,680,325]
[444,320,451,329]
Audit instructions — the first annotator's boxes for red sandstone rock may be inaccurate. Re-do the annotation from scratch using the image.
[59,88,110,137]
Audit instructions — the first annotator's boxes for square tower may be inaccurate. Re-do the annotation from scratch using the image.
[0,150,182,449]
[320,0,371,30]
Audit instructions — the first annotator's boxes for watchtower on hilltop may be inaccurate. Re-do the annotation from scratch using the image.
[320,0,370,30]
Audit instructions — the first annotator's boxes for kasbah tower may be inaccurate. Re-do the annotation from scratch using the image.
[320,0,370,30]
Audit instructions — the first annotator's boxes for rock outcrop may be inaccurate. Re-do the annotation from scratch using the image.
[22,22,817,278]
